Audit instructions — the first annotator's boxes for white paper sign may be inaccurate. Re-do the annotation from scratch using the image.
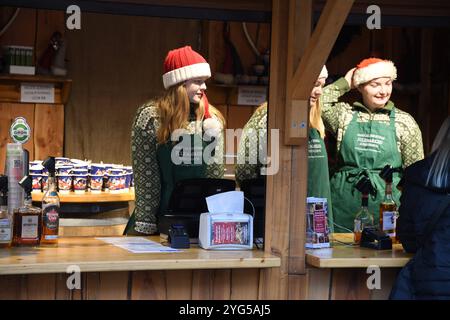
[20,83,55,103]
[237,86,267,106]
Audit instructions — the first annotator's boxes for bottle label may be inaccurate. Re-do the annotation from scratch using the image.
[0,218,12,241]
[42,204,59,231]
[354,219,362,233]
[382,211,397,231]
[21,216,38,238]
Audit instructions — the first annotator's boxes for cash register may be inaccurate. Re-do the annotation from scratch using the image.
[158,178,236,241]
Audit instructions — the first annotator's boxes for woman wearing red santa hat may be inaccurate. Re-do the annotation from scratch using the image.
[124,46,225,235]
[320,58,424,233]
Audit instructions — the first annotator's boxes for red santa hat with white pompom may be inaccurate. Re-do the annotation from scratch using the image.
[162,46,222,135]
[353,58,397,86]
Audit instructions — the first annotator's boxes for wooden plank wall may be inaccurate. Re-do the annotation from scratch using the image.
[64,13,201,165]
[0,267,400,300]
[0,269,262,300]
[64,15,268,165]
[0,8,65,171]
[0,103,64,172]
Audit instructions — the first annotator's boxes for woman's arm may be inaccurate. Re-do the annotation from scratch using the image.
[396,113,425,168]
[320,76,352,135]
[205,105,225,178]
[235,104,267,186]
[130,104,161,235]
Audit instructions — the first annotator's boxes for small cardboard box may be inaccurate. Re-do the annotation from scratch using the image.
[199,212,253,250]
[305,197,331,249]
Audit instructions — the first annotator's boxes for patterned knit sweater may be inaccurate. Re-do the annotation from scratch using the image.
[321,78,424,168]
[235,103,268,186]
[131,101,225,234]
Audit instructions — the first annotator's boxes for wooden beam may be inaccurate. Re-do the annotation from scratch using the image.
[285,0,354,144]
[418,28,432,153]
[286,0,311,275]
[260,0,291,300]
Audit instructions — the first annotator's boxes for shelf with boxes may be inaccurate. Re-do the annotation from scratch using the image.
[29,157,135,203]
[0,73,72,105]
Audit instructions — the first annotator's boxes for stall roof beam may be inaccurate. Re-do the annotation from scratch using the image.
[0,0,271,22]
[290,0,354,100]
[284,0,354,144]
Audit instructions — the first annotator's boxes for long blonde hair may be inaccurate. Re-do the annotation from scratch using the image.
[309,100,325,139]
[427,116,450,189]
[156,84,224,144]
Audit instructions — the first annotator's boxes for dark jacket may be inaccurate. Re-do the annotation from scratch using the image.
[390,153,450,299]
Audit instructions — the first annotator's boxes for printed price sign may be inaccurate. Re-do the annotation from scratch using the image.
[20,83,55,103]
[237,86,267,106]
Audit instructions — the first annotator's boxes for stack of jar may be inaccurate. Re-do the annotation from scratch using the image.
[29,157,134,194]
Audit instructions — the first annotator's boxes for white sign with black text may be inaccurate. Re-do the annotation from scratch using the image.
[237,86,267,106]
[20,83,55,103]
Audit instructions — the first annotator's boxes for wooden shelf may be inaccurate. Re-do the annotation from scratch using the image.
[32,189,135,203]
[0,73,72,104]
[0,236,280,275]
[306,234,413,268]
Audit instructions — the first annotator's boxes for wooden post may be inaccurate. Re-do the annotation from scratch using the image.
[287,0,311,276]
[259,0,291,300]
[285,0,354,145]
[419,28,433,153]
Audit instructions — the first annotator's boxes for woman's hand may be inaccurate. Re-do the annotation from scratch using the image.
[344,67,356,89]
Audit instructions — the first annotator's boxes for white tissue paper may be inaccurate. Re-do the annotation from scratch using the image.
[206,191,244,214]
[199,191,253,250]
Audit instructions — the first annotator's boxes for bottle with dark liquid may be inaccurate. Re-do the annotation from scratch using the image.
[12,176,42,246]
[41,157,60,245]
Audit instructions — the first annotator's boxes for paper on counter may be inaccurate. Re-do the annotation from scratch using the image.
[206,191,244,214]
[96,237,180,253]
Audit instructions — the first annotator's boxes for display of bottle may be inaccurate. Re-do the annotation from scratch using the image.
[353,176,376,244]
[353,194,375,244]
[379,181,398,240]
[0,175,12,248]
[379,165,399,242]
[12,176,42,246]
[41,157,60,245]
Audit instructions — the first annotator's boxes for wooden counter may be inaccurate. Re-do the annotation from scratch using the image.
[306,233,413,268]
[0,236,280,275]
[32,189,135,203]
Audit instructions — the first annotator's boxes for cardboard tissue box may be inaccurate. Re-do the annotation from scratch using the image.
[199,191,253,250]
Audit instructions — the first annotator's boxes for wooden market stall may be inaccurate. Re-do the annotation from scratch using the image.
[0,0,450,300]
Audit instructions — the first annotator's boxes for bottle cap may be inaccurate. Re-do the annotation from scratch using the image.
[355,176,375,195]
[42,156,56,176]
[379,165,394,183]
[18,175,33,196]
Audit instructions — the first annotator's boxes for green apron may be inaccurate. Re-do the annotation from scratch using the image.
[307,128,334,230]
[330,104,402,232]
[125,109,215,234]
[156,132,208,216]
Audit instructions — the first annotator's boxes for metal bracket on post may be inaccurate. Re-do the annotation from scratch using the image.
[285,99,309,144]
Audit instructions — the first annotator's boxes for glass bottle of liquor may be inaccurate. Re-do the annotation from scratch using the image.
[354,194,374,244]
[41,157,60,245]
[0,175,12,248]
[379,165,399,243]
[12,176,42,246]
[380,179,398,241]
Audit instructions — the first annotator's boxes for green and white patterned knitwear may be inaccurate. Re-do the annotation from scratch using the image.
[320,77,424,168]
[235,104,268,186]
[131,101,225,234]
